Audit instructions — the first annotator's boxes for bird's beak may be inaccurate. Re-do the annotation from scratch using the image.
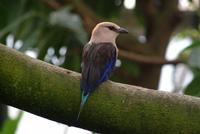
[117,27,128,34]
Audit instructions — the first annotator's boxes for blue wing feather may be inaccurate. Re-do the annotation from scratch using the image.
[97,55,116,84]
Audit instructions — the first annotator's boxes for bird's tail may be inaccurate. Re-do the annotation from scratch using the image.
[76,91,89,121]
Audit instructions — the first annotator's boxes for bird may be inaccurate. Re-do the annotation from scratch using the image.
[77,22,128,120]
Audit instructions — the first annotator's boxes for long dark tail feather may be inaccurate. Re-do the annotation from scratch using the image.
[76,91,89,121]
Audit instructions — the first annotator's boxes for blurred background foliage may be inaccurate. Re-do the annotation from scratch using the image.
[0,112,22,134]
[0,0,199,132]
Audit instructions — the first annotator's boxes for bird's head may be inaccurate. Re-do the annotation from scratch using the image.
[89,22,128,44]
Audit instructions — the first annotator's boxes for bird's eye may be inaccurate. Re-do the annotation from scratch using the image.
[107,26,115,31]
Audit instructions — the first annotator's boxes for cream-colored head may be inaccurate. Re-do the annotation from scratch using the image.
[89,22,128,44]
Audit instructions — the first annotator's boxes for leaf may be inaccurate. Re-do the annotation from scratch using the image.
[0,112,23,134]
[184,73,200,97]
[183,40,200,50]
[178,40,200,67]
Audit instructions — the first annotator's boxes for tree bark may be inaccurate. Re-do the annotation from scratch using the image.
[0,44,200,134]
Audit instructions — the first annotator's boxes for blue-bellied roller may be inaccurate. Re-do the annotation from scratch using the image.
[77,22,128,120]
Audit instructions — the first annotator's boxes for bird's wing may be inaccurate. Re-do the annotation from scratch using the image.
[81,42,117,93]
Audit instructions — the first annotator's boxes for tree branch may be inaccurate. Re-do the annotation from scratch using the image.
[119,49,182,65]
[0,44,200,133]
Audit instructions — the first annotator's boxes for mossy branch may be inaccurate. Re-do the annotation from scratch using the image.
[0,43,200,134]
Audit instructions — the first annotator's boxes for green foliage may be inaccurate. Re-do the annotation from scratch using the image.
[179,26,200,41]
[0,112,22,134]
[185,71,200,96]
[180,26,200,96]
[0,0,87,72]
[180,40,200,67]
[184,47,200,96]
